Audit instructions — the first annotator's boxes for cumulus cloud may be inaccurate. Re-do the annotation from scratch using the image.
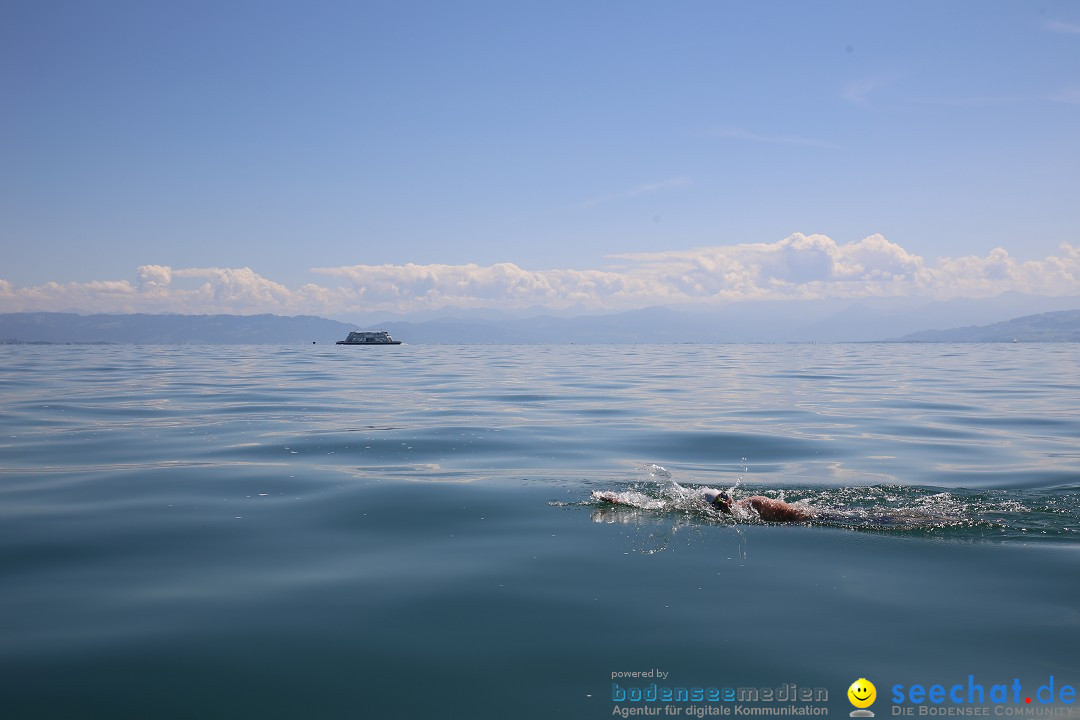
[312,261,651,311]
[1,235,1078,316]
[170,267,297,309]
[0,266,339,315]
[610,233,930,298]
[137,264,172,293]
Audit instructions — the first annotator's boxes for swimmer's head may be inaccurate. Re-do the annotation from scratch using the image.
[712,491,733,513]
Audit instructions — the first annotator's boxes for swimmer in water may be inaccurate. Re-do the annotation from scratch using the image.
[592,487,815,523]
[699,488,815,522]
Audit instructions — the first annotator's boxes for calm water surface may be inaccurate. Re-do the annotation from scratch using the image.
[2,343,1079,719]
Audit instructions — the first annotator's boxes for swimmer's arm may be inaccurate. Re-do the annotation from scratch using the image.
[593,491,633,506]
[745,496,815,522]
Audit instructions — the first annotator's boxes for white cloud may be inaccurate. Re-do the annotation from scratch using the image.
[0,266,335,315]
[137,264,172,293]
[609,233,931,300]
[171,267,297,310]
[312,261,649,311]
[1,236,1078,316]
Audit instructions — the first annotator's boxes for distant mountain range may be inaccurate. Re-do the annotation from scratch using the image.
[350,292,1080,343]
[372,305,1080,344]
[892,309,1080,342]
[2,298,1079,344]
[0,312,354,344]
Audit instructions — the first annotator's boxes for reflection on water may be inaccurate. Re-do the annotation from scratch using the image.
[3,343,1079,489]
[589,503,751,561]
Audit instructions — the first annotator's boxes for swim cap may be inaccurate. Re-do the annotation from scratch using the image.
[701,489,731,505]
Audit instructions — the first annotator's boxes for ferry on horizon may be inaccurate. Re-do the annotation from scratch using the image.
[336,330,402,345]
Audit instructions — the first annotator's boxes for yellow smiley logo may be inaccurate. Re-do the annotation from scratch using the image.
[848,678,877,709]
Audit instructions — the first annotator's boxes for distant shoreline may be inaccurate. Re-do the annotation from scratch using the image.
[1,339,119,345]
[1,307,1078,344]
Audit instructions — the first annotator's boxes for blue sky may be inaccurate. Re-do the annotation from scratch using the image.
[2,1,1079,316]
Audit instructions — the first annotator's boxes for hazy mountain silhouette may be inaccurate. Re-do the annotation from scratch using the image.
[2,294,1078,344]
[0,313,355,344]
[892,310,1080,342]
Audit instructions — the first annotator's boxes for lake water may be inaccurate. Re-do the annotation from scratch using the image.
[2,343,1079,719]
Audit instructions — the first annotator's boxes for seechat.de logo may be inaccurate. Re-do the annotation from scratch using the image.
[849,678,877,717]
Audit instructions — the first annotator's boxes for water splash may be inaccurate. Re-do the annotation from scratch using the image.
[586,481,1080,540]
[638,463,671,480]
